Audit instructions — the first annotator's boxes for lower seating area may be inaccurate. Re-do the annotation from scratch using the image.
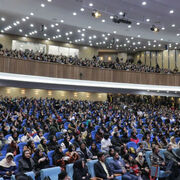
[0,95,180,180]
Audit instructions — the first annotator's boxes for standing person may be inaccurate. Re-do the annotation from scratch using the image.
[94,152,114,180]
[73,159,91,180]
[0,153,17,180]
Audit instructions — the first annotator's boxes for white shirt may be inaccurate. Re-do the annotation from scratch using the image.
[100,161,110,177]
[101,138,112,152]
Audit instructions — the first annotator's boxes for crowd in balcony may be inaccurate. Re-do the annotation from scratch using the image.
[0,48,179,74]
[0,95,179,180]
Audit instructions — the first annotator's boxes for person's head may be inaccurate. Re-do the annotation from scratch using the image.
[91,142,97,150]
[0,131,4,139]
[139,143,143,149]
[104,133,109,140]
[58,171,70,180]
[68,144,76,152]
[12,131,18,138]
[40,138,47,145]
[27,140,35,148]
[38,131,43,137]
[152,145,159,154]
[113,151,119,160]
[137,152,143,160]
[6,153,14,163]
[57,145,63,153]
[170,136,176,143]
[35,149,43,157]
[80,142,86,150]
[50,135,57,142]
[109,148,115,156]
[65,136,70,143]
[114,132,119,138]
[23,150,31,159]
[167,144,172,151]
[97,152,105,162]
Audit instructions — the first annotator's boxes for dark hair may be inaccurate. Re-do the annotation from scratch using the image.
[97,152,104,159]
[58,171,67,180]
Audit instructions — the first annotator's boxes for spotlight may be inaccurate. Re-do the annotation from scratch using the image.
[150,25,160,32]
[92,10,102,18]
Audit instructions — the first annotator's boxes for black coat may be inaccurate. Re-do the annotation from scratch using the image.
[18,157,35,173]
[94,161,112,179]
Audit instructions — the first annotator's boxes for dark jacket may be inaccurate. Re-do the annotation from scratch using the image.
[94,161,112,179]
[109,158,125,174]
[73,159,91,180]
[18,157,35,173]
[111,135,122,147]
[164,149,180,165]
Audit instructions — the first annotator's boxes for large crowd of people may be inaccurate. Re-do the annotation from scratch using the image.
[0,95,179,180]
[0,48,179,74]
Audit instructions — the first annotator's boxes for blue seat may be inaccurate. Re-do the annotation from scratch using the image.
[58,139,64,145]
[14,154,22,167]
[137,134,143,141]
[64,122,70,130]
[25,171,35,180]
[18,142,26,154]
[0,156,5,161]
[106,157,113,164]
[87,159,98,178]
[66,163,74,179]
[34,142,40,148]
[176,137,180,143]
[56,132,63,139]
[40,167,61,180]
[91,130,96,140]
[126,142,137,149]
[48,150,54,166]
[1,144,8,156]
[43,132,49,140]
[5,134,11,139]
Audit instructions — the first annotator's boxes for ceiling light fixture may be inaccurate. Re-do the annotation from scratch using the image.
[73,12,77,16]
[80,8,85,12]
[142,1,147,5]
[136,22,140,25]
[92,10,101,18]
[1,17,5,21]
[169,10,174,14]
[150,25,160,32]
[41,4,45,7]
[146,18,150,22]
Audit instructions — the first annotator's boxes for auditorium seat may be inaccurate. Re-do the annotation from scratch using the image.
[66,163,74,179]
[40,167,61,180]
[126,142,137,149]
[14,154,22,167]
[87,159,98,178]
[48,150,54,166]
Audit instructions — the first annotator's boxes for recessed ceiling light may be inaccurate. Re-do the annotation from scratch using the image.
[1,17,5,21]
[51,24,54,28]
[105,37,108,40]
[89,3,93,7]
[102,19,105,23]
[88,26,91,29]
[131,37,134,40]
[80,8,84,11]
[60,20,64,23]
[73,12,77,16]
[128,25,131,28]
[137,35,141,38]
[158,44,161,47]
[142,1,147,5]
[1,30,4,33]
[146,18,150,22]
[119,11,124,15]
[19,29,23,32]
[171,24,175,27]
[55,23,59,26]
[30,12,34,16]
[30,24,34,27]
[81,33,85,37]
[16,21,20,24]
[22,18,26,22]
[177,34,180,36]
[110,15,114,19]
[13,23,17,26]
[78,30,81,33]
[161,27,165,30]
[26,16,29,20]
[82,28,86,31]
[44,34,47,37]
[25,34,28,37]
[136,22,140,25]
[57,29,60,32]
[41,3,45,7]
[160,38,163,41]
[69,31,73,34]
[47,0,52,2]
[93,35,97,38]
[169,10,174,14]
[107,33,110,36]
[113,31,117,34]
[89,36,92,39]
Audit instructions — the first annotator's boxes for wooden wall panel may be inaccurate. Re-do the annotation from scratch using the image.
[0,57,180,86]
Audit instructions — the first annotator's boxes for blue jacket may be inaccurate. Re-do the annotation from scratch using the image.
[109,158,125,174]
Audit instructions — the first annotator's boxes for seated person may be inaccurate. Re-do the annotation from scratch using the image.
[76,142,93,160]
[150,145,167,171]
[164,144,180,179]
[0,153,17,180]
[33,130,45,142]
[48,135,58,151]
[101,133,112,154]
[94,152,114,180]
[52,145,65,170]
[0,131,7,154]
[23,140,36,155]
[7,131,20,144]
[33,149,49,171]
[6,140,20,156]
[169,136,178,149]
[130,132,139,144]
[111,132,122,153]
[90,142,99,159]
[109,152,138,180]
[37,138,49,155]
[65,144,79,164]
[18,150,35,173]
[21,132,33,143]
[73,159,91,180]
[61,136,72,151]
[136,143,145,155]
[135,152,149,180]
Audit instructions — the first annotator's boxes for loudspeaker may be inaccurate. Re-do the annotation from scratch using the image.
[0,44,3,49]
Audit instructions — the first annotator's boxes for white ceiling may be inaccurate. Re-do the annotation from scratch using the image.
[0,0,180,52]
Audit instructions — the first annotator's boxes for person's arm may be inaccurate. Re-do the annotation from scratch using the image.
[18,160,24,173]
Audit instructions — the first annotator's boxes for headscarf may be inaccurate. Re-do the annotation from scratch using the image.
[135,152,144,166]
[0,152,16,168]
